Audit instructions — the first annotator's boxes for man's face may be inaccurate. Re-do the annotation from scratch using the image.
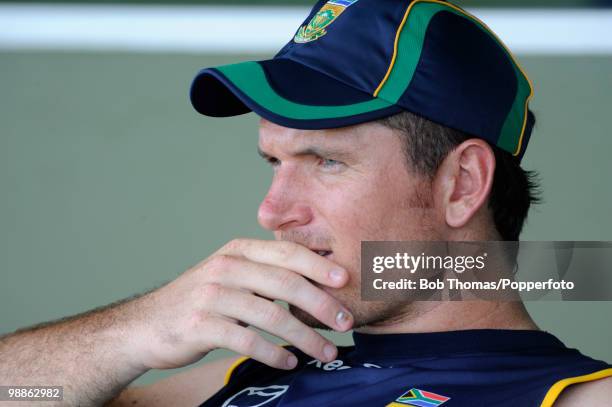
[257,118,441,329]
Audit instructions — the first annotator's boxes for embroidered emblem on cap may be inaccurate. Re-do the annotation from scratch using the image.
[294,0,359,43]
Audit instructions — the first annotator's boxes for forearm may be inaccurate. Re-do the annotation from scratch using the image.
[0,296,151,406]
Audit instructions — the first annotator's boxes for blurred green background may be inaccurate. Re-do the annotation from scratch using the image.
[1,51,611,389]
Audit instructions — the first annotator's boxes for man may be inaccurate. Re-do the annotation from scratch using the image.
[1,0,610,406]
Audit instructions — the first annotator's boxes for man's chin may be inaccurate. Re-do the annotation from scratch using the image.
[288,304,330,330]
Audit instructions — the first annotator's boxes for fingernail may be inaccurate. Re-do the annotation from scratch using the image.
[336,310,352,328]
[329,268,345,283]
[323,343,336,361]
[286,354,298,369]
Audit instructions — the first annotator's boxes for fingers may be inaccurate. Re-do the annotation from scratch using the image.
[216,239,348,288]
[184,238,352,369]
[204,285,338,363]
[205,317,299,370]
[206,256,353,332]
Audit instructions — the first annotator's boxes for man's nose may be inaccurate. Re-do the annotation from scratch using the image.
[257,171,313,231]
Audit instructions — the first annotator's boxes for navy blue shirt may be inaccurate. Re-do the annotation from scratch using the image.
[200,330,612,407]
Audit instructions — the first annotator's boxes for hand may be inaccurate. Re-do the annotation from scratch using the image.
[126,238,353,372]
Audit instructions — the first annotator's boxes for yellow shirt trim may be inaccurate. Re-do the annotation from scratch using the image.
[222,343,293,386]
[540,367,612,407]
[223,356,251,386]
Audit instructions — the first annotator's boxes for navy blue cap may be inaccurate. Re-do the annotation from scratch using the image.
[190,0,535,159]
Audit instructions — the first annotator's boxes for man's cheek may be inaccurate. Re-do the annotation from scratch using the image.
[334,201,382,235]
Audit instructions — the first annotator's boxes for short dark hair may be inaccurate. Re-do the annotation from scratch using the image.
[377,110,541,241]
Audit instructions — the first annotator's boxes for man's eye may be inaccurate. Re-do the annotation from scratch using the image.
[320,158,343,168]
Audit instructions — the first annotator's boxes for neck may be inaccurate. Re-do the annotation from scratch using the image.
[354,300,539,334]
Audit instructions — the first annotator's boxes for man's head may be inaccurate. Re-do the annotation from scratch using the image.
[189,0,540,329]
[255,111,539,329]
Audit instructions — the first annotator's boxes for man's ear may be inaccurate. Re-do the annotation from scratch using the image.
[434,139,496,229]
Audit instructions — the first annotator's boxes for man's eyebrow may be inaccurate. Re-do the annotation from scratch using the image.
[257,145,352,160]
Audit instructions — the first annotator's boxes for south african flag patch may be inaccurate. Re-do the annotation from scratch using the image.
[386,388,450,407]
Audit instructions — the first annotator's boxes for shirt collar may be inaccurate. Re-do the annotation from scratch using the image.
[351,329,566,359]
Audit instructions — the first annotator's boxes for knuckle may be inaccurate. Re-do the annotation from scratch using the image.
[187,309,214,329]
[283,321,309,342]
[275,269,299,291]
[199,282,224,303]
[236,331,259,354]
[261,303,287,326]
[206,254,235,273]
[225,237,251,252]
[225,238,243,251]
